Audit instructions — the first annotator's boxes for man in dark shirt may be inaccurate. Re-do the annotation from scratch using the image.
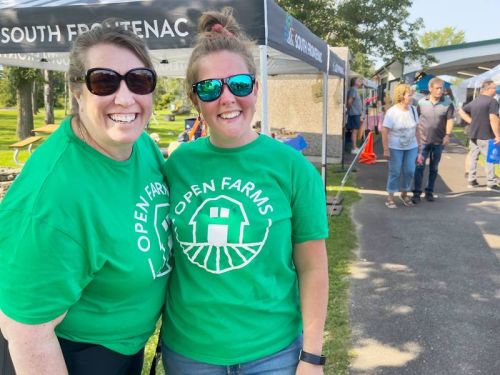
[412,78,455,203]
[459,80,500,192]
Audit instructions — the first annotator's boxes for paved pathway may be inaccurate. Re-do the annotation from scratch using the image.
[348,137,500,374]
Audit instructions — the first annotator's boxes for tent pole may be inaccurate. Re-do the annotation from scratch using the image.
[259,45,269,135]
[321,71,328,188]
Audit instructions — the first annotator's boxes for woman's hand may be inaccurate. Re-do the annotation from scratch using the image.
[416,153,424,166]
[383,148,390,159]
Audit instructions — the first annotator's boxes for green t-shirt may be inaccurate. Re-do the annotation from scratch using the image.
[0,117,171,355]
[162,135,328,364]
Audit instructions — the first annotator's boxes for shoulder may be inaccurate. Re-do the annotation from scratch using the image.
[386,106,399,115]
[418,97,429,106]
[256,135,313,173]
[165,138,205,165]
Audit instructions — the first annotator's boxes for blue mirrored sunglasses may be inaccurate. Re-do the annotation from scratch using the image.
[192,74,255,102]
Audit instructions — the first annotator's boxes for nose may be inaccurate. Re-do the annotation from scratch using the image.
[218,83,236,103]
[114,80,135,106]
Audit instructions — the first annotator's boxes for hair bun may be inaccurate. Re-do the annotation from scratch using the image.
[211,23,224,33]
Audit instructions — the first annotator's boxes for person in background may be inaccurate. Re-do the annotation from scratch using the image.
[346,77,364,154]
[412,77,455,203]
[161,7,329,375]
[382,83,423,208]
[0,22,171,374]
[458,80,500,192]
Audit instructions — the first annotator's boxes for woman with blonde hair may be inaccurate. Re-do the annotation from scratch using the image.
[382,83,423,208]
[161,7,329,375]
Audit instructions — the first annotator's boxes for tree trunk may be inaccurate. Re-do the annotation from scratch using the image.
[17,81,34,140]
[32,81,39,115]
[44,70,55,124]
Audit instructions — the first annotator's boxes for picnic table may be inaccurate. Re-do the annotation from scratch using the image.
[8,124,59,165]
[9,136,44,165]
[33,124,58,135]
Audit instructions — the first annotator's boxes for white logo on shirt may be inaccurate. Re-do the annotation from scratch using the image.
[173,177,274,274]
[134,182,172,279]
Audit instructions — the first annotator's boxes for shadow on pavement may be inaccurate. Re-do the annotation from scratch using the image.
[347,135,500,375]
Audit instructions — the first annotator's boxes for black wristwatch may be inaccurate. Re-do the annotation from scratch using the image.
[299,349,326,365]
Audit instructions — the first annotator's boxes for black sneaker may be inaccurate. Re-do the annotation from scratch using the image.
[487,185,500,192]
[411,195,421,204]
[467,180,480,188]
[425,193,435,202]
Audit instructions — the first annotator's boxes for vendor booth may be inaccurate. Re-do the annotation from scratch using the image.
[0,0,345,184]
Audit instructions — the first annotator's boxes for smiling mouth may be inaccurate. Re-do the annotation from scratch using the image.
[108,113,137,123]
[219,111,241,120]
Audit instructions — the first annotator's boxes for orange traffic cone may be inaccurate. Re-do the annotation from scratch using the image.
[359,132,377,164]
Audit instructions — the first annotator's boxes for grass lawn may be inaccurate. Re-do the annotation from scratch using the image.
[0,108,188,168]
[0,109,358,374]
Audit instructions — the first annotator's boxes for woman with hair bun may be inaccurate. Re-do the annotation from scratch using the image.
[161,7,329,374]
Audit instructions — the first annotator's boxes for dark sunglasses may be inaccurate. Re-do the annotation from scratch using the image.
[192,74,255,102]
[73,67,157,96]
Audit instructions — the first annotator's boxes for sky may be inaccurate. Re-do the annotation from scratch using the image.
[409,0,500,43]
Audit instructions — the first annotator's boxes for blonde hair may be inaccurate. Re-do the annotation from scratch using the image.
[185,7,256,104]
[393,83,412,104]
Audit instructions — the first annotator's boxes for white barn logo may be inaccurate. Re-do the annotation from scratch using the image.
[174,195,272,274]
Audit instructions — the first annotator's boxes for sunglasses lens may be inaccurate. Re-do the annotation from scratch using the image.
[86,68,156,96]
[196,79,222,102]
[227,74,254,97]
[125,69,156,95]
[87,70,120,96]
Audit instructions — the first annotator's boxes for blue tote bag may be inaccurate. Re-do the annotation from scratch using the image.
[486,139,500,164]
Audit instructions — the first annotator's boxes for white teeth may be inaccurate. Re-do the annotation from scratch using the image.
[219,111,240,119]
[109,114,136,123]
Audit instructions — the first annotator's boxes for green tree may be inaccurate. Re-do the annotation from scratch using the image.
[276,0,432,73]
[154,78,191,113]
[6,67,43,139]
[419,27,466,49]
[0,69,17,107]
[351,52,375,77]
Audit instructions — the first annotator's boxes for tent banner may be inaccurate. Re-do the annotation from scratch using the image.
[328,49,345,78]
[0,0,264,53]
[266,0,327,73]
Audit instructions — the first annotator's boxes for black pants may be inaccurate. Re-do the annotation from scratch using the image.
[1,333,142,375]
[58,337,144,375]
[0,330,16,375]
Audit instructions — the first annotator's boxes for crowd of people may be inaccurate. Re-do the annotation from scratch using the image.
[353,77,500,208]
[0,7,329,375]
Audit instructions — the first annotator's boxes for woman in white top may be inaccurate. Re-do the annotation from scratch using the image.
[382,83,423,208]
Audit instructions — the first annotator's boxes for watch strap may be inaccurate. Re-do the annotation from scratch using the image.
[299,349,326,365]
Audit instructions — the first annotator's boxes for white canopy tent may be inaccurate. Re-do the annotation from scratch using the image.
[0,0,346,185]
[459,63,500,89]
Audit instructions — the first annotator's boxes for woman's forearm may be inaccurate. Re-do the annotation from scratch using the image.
[293,240,329,354]
[1,311,68,375]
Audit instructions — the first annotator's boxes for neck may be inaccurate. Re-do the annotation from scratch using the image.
[397,102,409,110]
[210,130,258,149]
[71,117,132,161]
